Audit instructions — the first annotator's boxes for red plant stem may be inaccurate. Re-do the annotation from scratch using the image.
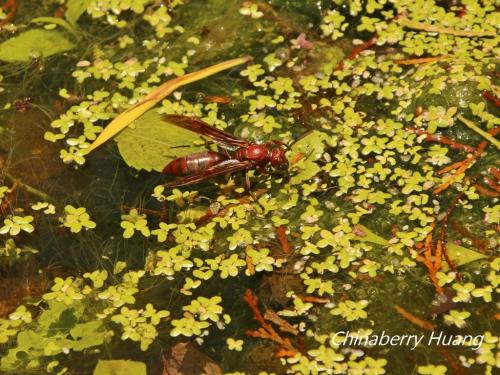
[394,305,435,330]
[483,176,500,192]
[298,295,330,304]
[433,158,474,194]
[420,223,444,294]
[54,4,67,18]
[473,183,499,197]
[348,36,378,60]
[450,219,488,252]
[437,345,466,375]
[439,192,465,277]
[276,225,291,254]
[437,159,470,175]
[489,167,500,180]
[243,289,298,353]
[433,127,499,195]
[456,5,467,18]
[410,128,476,153]
[0,0,17,26]
[482,91,500,107]
[243,289,267,327]
[336,35,378,70]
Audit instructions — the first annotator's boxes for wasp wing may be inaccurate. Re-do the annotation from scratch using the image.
[164,159,253,187]
[162,115,247,148]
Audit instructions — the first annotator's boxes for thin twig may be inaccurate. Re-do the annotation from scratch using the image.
[450,218,488,252]
[433,157,475,195]
[433,127,500,194]
[418,222,444,294]
[122,205,164,217]
[195,189,267,225]
[397,17,496,37]
[410,127,476,153]
[457,115,500,150]
[439,192,465,276]
[4,173,53,202]
[348,36,378,60]
[437,345,466,375]
[243,289,298,355]
[395,55,449,65]
[394,305,435,330]
[336,35,378,70]
[482,91,500,107]
[0,0,17,26]
[483,176,500,192]
[473,183,499,197]
[276,225,291,254]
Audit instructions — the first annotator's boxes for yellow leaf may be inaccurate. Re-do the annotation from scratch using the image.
[353,224,388,246]
[86,56,251,154]
[441,242,487,270]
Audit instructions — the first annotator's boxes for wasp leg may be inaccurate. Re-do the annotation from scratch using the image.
[245,171,251,191]
[245,171,265,212]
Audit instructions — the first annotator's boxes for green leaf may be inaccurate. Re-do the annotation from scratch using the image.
[115,110,206,172]
[291,130,328,158]
[443,242,487,269]
[93,360,147,375]
[0,29,74,62]
[290,159,321,185]
[66,0,92,26]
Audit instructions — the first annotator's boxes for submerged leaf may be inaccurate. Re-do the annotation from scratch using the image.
[353,225,388,246]
[93,360,146,375]
[0,30,74,62]
[177,206,209,223]
[115,110,206,172]
[161,342,222,375]
[65,0,92,26]
[443,242,487,269]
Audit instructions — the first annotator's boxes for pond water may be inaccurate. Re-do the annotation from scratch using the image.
[0,1,498,374]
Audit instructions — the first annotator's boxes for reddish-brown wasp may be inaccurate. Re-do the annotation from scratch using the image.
[162,115,288,187]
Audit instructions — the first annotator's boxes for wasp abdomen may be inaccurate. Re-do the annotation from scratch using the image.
[163,151,227,176]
